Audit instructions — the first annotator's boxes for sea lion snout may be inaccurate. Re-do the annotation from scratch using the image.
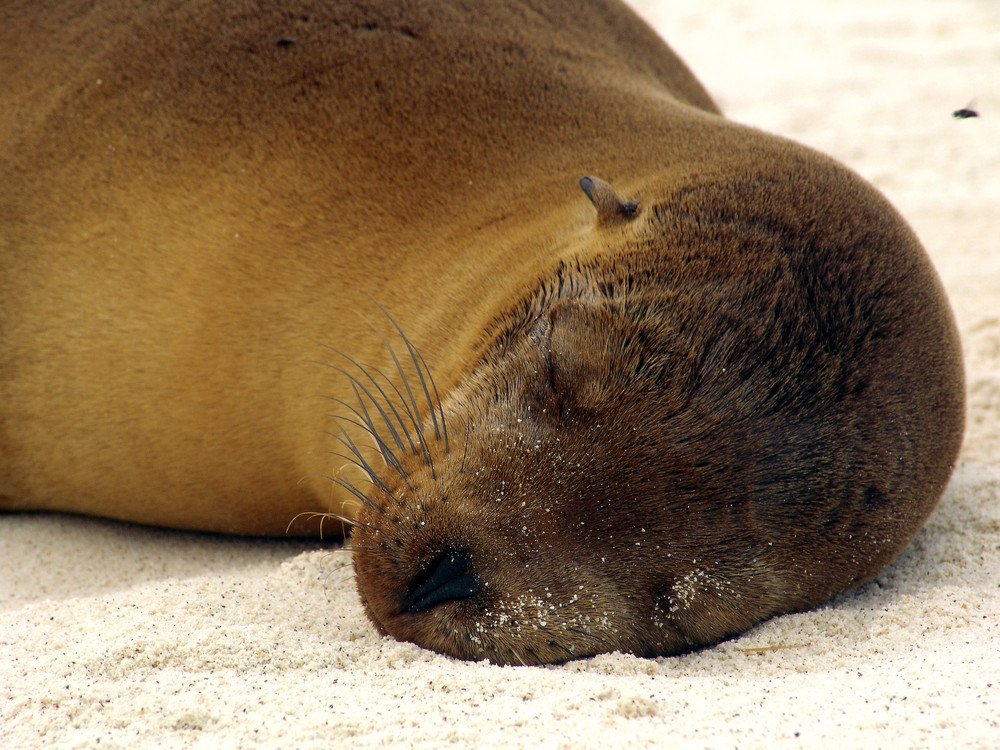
[401,550,482,614]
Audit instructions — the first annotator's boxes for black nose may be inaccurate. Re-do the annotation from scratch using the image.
[402,550,482,613]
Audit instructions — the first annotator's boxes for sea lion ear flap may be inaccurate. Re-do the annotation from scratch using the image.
[579,176,639,223]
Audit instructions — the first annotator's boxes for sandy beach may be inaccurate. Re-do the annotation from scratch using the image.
[2,1,998,747]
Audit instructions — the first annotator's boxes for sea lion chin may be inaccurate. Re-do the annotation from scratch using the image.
[1,0,963,665]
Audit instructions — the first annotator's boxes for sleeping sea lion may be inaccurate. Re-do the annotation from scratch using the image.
[0,0,964,664]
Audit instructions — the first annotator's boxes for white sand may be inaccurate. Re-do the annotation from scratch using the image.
[2,1,998,747]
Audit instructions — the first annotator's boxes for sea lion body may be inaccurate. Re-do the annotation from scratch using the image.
[0,0,964,664]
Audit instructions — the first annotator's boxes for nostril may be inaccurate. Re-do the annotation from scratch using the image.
[402,550,482,613]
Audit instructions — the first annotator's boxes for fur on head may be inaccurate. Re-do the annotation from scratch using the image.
[349,168,963,664]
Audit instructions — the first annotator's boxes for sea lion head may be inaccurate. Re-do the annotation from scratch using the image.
[348,283,721,664]
[349,168,962,665]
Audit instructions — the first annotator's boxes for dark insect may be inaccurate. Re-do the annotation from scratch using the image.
[276,37,296,47]
[952,100,979,119]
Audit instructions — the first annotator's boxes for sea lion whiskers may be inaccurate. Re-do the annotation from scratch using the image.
[318,361,411,462]
[413,345,449,455]
[322,449,380,485]
[327,408,405,473]
[320,345,422,458]
[325,473,387,515]
[342,381,409,476]
[327,424,394,505]
[370,368,425,455]
[317,354,426,488]
[365,296,450,455]
[325,458,385,507]
[353,320,436,473]
[328,411,411,489]
[323,425,386,487]
[285,510,373,538]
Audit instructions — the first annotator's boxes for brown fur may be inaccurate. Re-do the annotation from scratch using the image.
[0,0,964,664]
